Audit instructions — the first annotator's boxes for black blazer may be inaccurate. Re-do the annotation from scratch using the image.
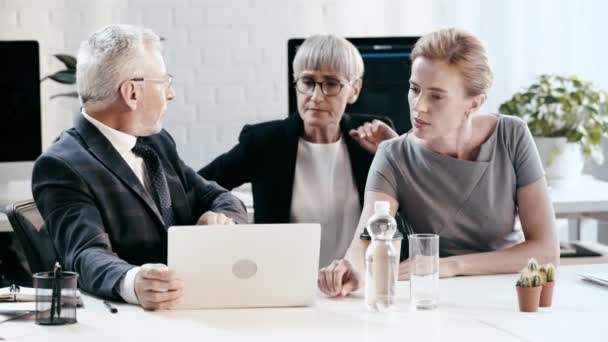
[32,115,247,299]
[199,113,393,224]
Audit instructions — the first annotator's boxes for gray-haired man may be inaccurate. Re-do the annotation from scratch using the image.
[32,24,247,310]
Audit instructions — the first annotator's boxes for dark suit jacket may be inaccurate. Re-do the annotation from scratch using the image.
[199,113,393,224]
[32,115,247,299]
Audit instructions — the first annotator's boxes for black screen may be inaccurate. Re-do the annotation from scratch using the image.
[0,41,42,162]
[288,37,419,134]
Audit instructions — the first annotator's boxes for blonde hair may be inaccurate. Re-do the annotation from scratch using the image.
[292,34,364,82]
[411,28,493,96]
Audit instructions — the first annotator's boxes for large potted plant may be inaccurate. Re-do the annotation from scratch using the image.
[499,74,608,184]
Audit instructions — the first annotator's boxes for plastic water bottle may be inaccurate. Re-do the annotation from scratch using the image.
[365,201,399,311]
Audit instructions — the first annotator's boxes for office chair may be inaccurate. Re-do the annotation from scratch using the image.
[6,199,59,274]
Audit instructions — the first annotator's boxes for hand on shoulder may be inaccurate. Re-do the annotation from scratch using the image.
[349,119,399,154]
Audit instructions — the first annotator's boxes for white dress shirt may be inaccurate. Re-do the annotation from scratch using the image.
[289,137,361,268]
[81,112,143,304]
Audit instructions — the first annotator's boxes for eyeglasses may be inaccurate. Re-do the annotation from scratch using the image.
[294,76,347,96]
[130,74,173,89]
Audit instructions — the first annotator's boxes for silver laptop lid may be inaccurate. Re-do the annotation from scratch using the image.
[168,223,321,309]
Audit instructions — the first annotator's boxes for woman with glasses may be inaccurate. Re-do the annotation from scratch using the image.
[199,34,395,268]
[319,28,559,297]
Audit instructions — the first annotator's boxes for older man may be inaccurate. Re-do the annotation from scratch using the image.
[32,24,247,310]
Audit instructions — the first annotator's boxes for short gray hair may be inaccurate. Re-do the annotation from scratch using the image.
[77,24,161,105]
[292,34,364,82]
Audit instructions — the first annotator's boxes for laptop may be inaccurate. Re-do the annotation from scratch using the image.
[167,223,321,309]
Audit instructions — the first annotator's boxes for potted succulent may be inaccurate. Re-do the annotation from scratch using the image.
[539,263,556,307]
[499,74,608,183]
[515,258,543,312]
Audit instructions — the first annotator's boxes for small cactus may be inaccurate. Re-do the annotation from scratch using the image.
[539,263,557,284]
[539,267,547,284]
[516,260,543,288]
[531,273,542,287]
[516,273,529,287]
[526,258,540,272]
[544,263,556,282]
[516,271,542,287]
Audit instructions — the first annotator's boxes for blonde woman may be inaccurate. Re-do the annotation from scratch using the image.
[319,28,559,297]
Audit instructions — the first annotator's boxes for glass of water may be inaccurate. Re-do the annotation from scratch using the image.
[408,234,439,310]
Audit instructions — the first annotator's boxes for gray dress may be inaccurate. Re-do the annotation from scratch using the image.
[366,114,544,256]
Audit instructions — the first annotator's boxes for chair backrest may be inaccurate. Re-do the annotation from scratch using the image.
[6,199,58,274]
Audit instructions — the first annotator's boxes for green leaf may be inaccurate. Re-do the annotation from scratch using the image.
[50,91,79,100]
[498,73,608,162]
[46,70,76,84]
[588,125,602,145]
[584,104,599,114]
[54,54,77,70]
[544,95,560,104]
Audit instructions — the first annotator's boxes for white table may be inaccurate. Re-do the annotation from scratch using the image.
[2,263,607,341]
[549,175,608,239]
[549,175,608,215]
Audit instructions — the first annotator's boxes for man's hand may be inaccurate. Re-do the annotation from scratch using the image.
[349,119,399,154]
[197,211,235,225]
[134,264,184,310]
[318,259,360,297]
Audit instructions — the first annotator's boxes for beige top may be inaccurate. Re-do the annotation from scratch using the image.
[290,138,361,268]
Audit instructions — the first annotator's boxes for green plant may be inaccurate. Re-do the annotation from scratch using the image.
[525,258,540,272]
[499,74,608,164]
[41,54,78,99]
[516,270,542,287]
[516,258,543,287]
[539,263,556,283]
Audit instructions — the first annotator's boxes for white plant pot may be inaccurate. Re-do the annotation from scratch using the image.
[533,137,584,184]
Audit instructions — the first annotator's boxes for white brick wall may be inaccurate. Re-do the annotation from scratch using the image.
[0,9,18,33]
[2,0,608,174]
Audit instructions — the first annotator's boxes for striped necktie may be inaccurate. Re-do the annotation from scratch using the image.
[132,137,176,227]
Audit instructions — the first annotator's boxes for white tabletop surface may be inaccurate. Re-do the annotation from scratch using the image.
[2,263,607,341]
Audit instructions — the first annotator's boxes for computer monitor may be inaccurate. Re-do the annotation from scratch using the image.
[0,41,41,162]
[0,41,42,206]
[287,37,420,134]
